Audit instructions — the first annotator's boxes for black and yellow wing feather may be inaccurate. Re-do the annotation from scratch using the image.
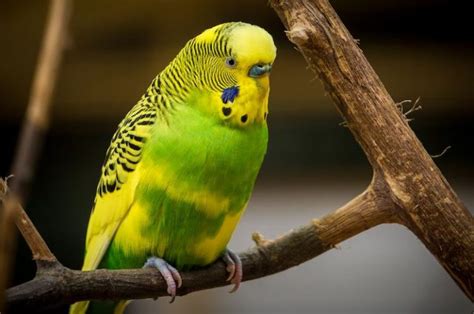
[70,100,158,314]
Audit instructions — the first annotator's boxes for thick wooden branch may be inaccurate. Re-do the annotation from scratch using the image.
[6,184,397,311]
[269,0,474,300]
[6,0,473,311]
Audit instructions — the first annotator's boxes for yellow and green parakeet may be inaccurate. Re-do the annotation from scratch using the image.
[70,22,276,314]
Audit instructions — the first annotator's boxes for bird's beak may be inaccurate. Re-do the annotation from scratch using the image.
[248,63,272,78]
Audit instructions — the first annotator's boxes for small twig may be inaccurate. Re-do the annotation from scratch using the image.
[10,0,72,201]
[396,97,422,122]
[339,120,348,128]
[403,97,422,119]
[15,203,57,263]
[431,145,451,158]
[251,231,273,246]
[0,3,68,309]
[395,99,411,110]
[2,180,57,266]
[7,0,71,271]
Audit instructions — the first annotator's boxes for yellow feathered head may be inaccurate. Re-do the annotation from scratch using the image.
[159,22,277,124]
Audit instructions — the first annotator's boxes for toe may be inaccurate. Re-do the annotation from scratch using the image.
[167,263,183,288]
[223,252,236,281]
[143,257,181,303]
[222,249,243,293]
[229,263,242,293]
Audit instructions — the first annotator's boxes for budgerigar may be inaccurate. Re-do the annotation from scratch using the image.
[70,22,276,314]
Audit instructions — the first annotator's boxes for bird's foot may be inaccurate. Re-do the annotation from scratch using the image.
[144,256,182,303]
[222,248,242,293]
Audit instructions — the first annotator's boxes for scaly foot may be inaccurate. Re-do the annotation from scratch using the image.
[144,256,182,303]
[222,248,242,293]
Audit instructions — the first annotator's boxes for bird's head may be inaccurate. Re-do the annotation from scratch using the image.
[177,22,277,125]
[204,22,276,79]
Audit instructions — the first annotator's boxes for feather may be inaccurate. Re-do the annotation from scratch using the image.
[70,22,276,314]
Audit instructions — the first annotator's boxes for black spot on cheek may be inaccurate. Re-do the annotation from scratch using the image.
[264,112,268,120]
[241,114,248,123]
[222,107,232,116]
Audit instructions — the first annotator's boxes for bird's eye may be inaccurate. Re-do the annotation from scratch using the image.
[225,57,236,68]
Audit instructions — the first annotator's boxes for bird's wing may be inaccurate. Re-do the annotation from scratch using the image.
[82,101,158,271]
[71,100,158,314]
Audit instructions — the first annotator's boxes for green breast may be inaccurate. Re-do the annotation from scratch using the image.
[103,97,268,270]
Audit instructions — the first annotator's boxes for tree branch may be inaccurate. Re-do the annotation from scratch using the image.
[6,181,397,311]
[269,0,474,300]
[0,179,17,311]
[10,0,72,202]
[8,0,72,268]
[5,0,473,311]
[2,0,71,309]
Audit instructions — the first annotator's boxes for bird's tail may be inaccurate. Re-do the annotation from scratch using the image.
[70,300,130,314]
[69,300,89,314]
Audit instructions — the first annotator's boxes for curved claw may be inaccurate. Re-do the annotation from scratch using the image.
[167,263,183,289]
[222,249,242,293]
[144,256,182,303]
[223,253,236,281]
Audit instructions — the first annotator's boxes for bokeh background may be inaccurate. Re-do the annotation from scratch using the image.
[1,0,473,313]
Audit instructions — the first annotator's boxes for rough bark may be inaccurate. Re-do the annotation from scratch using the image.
[269,0,474,299]
[4,0,473,311]
[6,186,396,311]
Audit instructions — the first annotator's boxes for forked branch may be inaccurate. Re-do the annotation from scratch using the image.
[269,0,473,299]
[4,0,473,311]
[6,177,397,311]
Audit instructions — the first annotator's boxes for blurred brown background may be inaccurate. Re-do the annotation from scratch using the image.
[1,0,473,313]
